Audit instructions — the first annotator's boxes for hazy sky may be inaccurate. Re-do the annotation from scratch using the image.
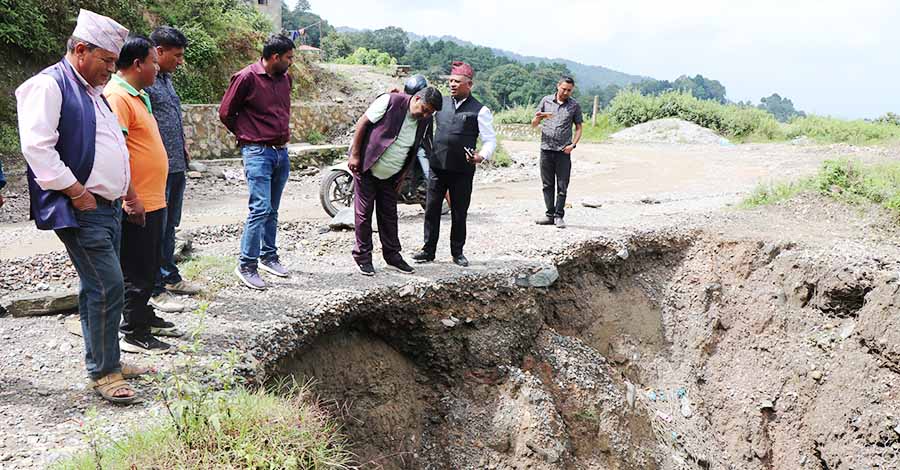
[301,0,898,119]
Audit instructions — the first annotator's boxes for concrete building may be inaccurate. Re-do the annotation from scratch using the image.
[247,0,282,32]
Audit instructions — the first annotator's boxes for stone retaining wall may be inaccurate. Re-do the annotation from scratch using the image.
[183,102,365,159]
[496,124,540,141]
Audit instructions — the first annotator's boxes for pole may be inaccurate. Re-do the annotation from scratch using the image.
[592,95,599,127]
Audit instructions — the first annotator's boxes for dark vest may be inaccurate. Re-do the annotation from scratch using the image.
[360,93,430,176]
[27,60,99,230]
[431,95,483,174]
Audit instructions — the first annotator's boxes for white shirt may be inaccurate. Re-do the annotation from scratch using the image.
[364,94,418,180]
[453,96,497,160]
[16,59,130,201]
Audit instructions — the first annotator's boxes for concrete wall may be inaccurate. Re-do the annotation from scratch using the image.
[245,0,282,32]
[182,101,365,159]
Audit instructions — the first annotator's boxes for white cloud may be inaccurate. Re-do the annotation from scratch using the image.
[304,0,900,117]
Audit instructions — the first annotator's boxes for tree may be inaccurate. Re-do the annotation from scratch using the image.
[320,32,353,60]
[673,75,727,103]
[281,2,332,47]
[758,93,806,122]
[369,26,408,60]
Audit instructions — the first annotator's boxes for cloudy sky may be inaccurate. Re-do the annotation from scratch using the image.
[302,0,898,119]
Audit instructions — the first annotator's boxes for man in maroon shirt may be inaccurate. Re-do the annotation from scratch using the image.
[219,34,294,290]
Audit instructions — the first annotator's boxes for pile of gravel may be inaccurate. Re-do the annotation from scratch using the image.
[610,118,729,145]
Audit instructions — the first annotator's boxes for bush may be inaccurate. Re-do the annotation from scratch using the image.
[494,105,536,125]
[335,47,397,69]
[609,90,784,141]
[785,116,900,145]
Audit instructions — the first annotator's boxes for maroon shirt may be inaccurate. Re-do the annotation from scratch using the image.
[218,60,292,146]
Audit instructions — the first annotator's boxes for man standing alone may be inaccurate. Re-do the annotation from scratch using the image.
[413,61,496,267]
[146,26,201,315]
[219,34,294,290]
[348,87,443,276]
[532,77,582,229]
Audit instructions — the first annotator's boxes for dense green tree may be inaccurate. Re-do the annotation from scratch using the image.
[758,93,806,122]
[281,3,333,47]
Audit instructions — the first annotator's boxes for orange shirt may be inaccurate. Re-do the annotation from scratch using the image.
[104,75,168,212]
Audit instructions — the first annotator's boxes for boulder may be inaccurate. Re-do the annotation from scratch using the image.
[329,208,355,231]
[515,266,559,288]
[2,290,79,317]
[188,161,208,172]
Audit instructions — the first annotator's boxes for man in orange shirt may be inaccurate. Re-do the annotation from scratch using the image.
[105,35,180,354]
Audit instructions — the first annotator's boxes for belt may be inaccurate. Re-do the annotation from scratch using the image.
[241,142,288,149]
[91,194,118,206]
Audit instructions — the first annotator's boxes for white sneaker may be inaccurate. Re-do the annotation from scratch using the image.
[148,292,185,313]
[554,217,567,229]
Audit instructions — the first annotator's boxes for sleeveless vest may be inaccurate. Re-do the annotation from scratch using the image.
[430,95,483,174]
[27,60,99,230]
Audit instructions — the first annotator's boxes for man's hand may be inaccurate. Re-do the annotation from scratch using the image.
[535,111,553,120]
[123,197,146,227]
[465,147,484,165]
[348,154,362,174]
[562,144,575,155]
[64,182,97,211]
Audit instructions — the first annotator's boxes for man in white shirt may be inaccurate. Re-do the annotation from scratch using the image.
[16,9,145,404]
[414,61,497,267]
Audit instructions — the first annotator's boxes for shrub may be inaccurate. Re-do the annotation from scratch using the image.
[785,116,900,145]
[494,105,536,125]
[306,129,326,145]
[335,47,397,69]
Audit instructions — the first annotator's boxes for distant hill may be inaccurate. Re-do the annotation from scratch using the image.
[340,28,650,90]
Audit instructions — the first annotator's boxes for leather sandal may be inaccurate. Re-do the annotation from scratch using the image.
[89,372,140,405]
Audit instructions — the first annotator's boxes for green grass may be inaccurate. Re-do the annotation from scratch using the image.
[180,255,237,298]
[52,385,352,470]
[580,113,622,143]
[608,90,900,145]
[494,105,536,125]
[491,139,513,167]
[743,159,900,216]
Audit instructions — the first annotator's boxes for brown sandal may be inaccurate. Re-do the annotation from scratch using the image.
[121,362,154,379]
[90,372,140,405]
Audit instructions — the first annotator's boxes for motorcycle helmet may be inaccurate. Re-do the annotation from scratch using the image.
[403,74,428,95]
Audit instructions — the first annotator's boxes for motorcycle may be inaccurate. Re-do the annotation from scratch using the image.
[318,158,450,217]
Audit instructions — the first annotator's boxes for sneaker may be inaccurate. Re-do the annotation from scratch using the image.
[235,265,266,290]
[387,258,415,274]
[535,216,554,225]
[357,262,376,276]
[148,292,185,313]
[554,217,566,229]
[164,279,202,295]
[150,316,184,338]
[453,254,470,267]
[120,334,172,355]
[412,250,435,264]
[259,257,290,277]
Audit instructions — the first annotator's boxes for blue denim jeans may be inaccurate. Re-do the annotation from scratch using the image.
[240,145,290,268]
[154,171,186,295]
[55,202,124,380]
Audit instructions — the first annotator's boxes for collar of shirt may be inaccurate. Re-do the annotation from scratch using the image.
[453,96,469,109]
[65,57,105,98]
[111,74,153,114]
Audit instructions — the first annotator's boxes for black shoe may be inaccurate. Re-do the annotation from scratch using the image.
[535,216,554,225]
[150,316,184,338]
[412,251,435,264]
[387,258,415,274]
[120,334,173,355]
[453,254,470,267]
[358,262,375,276]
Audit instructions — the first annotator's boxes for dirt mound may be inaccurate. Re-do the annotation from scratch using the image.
[611,118,729,145]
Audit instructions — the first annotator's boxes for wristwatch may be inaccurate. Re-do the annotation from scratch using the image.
[571,144,577,149]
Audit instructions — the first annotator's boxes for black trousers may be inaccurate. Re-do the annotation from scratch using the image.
[540,149,572,218]
[120,208,165,337]
[423,167,473,257]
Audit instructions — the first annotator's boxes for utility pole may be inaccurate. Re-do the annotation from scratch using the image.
[592,95,599,126]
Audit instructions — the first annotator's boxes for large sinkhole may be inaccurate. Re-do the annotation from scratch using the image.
[271,236,900,470]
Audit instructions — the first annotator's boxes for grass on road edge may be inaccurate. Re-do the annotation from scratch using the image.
[743,159,900,216]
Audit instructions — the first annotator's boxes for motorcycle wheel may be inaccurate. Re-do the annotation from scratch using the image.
[320,169,354,217]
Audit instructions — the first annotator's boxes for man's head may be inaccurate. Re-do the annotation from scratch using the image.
[448,61,474,100]
[409,87,443,120]
[115,35,159,90]
[262,34,295,76]
[150,26,188,74]
[66,9,129,87]
[556,76,575,102]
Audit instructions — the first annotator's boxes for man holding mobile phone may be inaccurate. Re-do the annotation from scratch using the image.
[532,77,583,229]
[413,61,496,267]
